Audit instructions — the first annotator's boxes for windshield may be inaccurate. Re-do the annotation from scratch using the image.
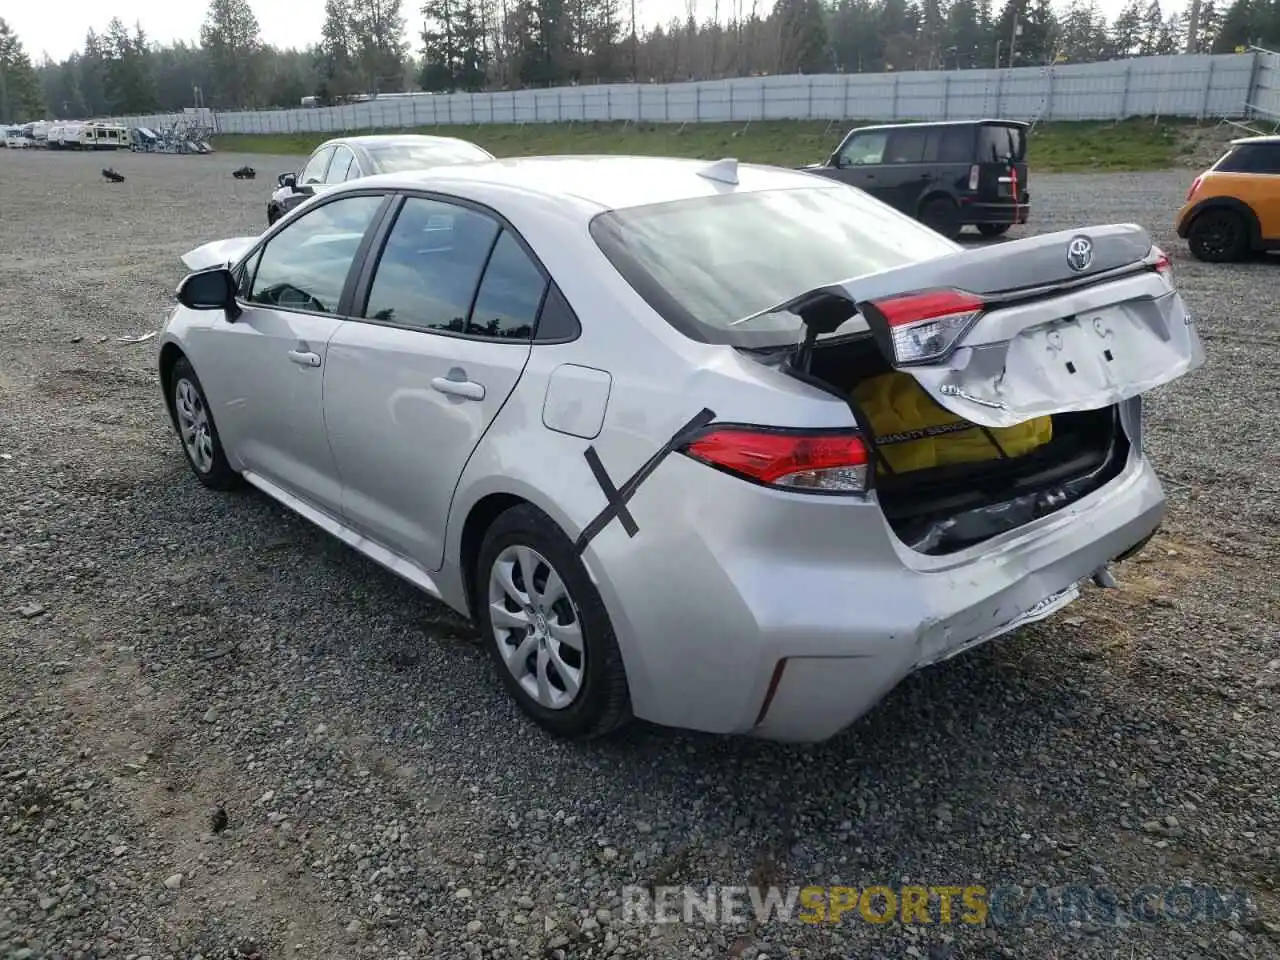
[366,141,494,173]
[589,185,960,346]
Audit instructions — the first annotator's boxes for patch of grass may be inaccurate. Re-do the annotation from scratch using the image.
[214,117,1197,172]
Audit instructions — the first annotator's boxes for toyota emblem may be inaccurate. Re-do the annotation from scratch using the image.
[1066,235,1094,272]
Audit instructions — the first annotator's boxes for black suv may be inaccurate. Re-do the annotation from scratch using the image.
[803,119,1030,241]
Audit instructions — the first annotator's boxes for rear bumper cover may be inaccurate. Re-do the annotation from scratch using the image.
[963,199,1031,225]
[584,415,1163,743]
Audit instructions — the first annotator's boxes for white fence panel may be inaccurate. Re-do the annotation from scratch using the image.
[109,52,1265,137]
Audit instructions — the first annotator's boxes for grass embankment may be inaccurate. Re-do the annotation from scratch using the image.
[214,117,1193,172]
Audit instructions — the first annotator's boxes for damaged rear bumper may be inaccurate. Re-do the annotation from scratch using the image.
[585,428,1166,744]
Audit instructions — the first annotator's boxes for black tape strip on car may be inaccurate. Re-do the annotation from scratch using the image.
[574,407,717,554]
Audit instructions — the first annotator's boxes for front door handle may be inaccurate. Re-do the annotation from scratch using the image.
[287,349,321,368]
[431,376,485,401]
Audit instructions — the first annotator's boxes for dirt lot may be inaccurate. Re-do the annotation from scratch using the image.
[1,148,1277,960]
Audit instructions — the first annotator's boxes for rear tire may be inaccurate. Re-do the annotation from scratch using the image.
[1187,208,1249,263]
[919,197,962,241]
[476,504,632,740]
[977,222,1012,237]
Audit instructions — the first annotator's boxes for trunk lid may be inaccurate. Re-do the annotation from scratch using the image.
[776,224,1204,429]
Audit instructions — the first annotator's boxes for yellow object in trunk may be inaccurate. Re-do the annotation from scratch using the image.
[851,371,1053,475]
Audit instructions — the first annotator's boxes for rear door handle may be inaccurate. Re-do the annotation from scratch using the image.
[431,376,485,401]
[288,349,321,367]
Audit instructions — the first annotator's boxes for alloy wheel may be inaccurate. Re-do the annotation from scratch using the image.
[174,377,214,474]
[488,545,584,710]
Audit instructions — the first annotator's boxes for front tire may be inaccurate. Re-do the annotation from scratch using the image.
[170,357,240,491]
[1187,208,1249,262]
[476,504,631,739]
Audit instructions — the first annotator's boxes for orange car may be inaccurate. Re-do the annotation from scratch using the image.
[1175,135,1280,262]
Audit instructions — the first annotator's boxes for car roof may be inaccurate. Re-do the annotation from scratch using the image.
[348,155,841,213]
[319,133,484,150]
[847,118,1030,134]
[1228,134,1280,145]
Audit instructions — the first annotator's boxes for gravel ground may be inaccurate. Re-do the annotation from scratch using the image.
[1,148,1277,960]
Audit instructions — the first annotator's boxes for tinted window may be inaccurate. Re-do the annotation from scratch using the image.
[590,186,959,348]
[326,147,357,183]
[839,132,887,166]
[469,231,547,339]
[1215,143,1280,174]
[928,126,973,163]
[365,140,495,173]
[884,128,929,163]
[363,197,500,333]
[976,125,1026,162]
[300,146,334,184]
[249,195,384,313]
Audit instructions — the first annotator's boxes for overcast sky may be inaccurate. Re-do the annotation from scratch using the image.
[10,0,1186,64]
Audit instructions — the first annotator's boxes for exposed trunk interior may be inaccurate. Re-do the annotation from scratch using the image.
[801,335,1130,555]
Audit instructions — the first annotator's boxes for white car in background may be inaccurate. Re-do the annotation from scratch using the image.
[266,134,494,225]
[160,156,1202,743]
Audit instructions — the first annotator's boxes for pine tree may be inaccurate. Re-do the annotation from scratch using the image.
[0,17,44,123]
[201,0,262,108]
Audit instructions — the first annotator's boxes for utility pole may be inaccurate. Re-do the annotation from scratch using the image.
[1009,10,1020,68]
[1185,0,1202,53]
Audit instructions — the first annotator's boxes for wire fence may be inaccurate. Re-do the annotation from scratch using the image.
[112,52,1274,137]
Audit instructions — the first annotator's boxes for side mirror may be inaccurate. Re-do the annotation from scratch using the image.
[278,172,297,188]
[293,183,315,197]
[176,267,240,318]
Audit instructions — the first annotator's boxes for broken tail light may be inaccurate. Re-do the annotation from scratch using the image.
[862,289,985,365]
[681,427,869,494]
[968,164,980,191]
[1148,244,1172,281]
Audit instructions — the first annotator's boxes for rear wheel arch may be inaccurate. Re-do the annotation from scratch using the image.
[459,492,533,619]
[1185,197,1262,247]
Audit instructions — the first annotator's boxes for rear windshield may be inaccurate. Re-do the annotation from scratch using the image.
[589,185,959,347]
[366,141,493,172]
[976,124,1026,163]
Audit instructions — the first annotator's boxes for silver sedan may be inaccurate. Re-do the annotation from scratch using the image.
[159,155,1203,742]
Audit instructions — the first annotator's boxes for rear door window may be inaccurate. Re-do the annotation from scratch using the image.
[927,126,973,163]
[325,146,357,183]
[362,197,501,334]
[977,125,1026,163]
[884,128,930,164]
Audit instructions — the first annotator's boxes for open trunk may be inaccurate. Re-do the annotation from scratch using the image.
[803,334,1129,553]
[755,223,1204,554]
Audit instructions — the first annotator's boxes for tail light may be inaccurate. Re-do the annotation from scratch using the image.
[1150,245,1172,280]
[861,289,985,365]
[1186,176,1203,202]
[968,164,980,190]
[681,427,869,494]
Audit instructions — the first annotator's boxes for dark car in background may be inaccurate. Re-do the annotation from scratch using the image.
[267,134,495,225]
[803,119,1030,241]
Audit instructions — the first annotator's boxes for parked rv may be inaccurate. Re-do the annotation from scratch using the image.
[47,120,130,150]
